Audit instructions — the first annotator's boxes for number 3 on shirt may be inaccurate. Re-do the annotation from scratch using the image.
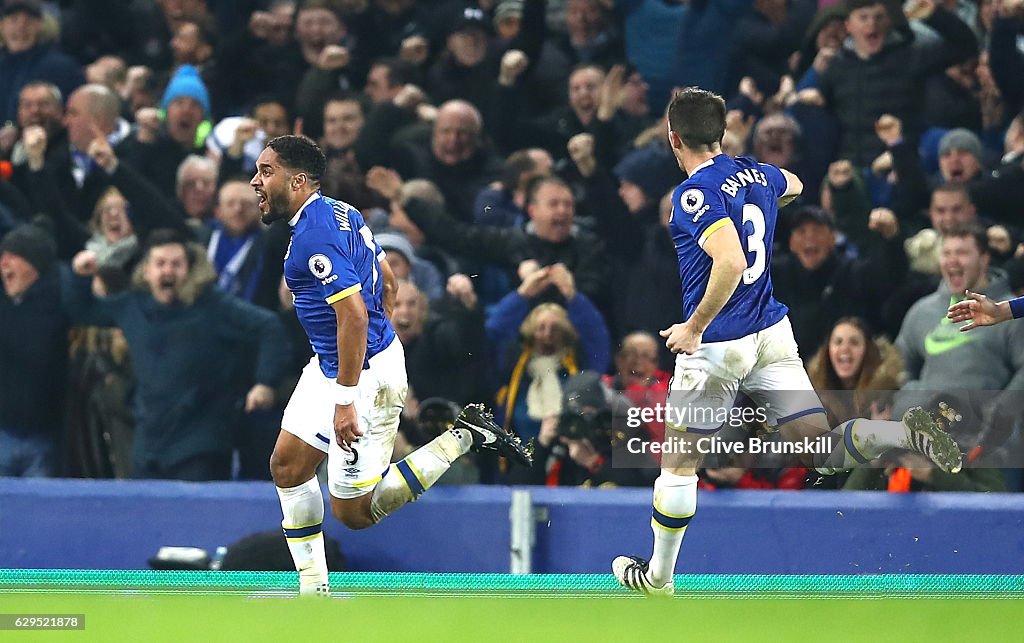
[741,204,766,284]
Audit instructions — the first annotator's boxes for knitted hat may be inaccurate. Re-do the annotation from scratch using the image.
[613,144,681,200]
[161,65,211,118]
[375,232,415,263]
[0,221,57,274]
[494,0,523,24]
[938,128,983,160]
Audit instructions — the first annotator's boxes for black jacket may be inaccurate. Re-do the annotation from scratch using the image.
[404,196,609,304]
[772,231,908,356]
[392,142,503,224]
[0,269,68,436]
[818,6,977,166]
[405,295,490,405]
[119,130,208,200]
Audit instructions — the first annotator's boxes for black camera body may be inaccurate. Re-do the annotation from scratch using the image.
[559,408,613,443]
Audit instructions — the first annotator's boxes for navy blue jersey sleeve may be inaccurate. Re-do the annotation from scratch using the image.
[758,163,788,199]
[293,233,362,304]
[674,183,731,249]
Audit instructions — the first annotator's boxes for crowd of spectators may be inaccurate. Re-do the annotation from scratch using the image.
[1,0,1023,491]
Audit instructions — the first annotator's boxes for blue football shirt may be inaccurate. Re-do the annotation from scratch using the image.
[669,154,789,343]
[284,192,396,377]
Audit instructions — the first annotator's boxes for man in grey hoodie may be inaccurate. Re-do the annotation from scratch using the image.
[896,224,1024,460]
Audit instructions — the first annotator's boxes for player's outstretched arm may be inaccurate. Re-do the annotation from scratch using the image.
[778,168,803,208]
[948,290,1017,331]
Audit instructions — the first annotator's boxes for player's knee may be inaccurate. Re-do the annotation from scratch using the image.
[270,449,308,488]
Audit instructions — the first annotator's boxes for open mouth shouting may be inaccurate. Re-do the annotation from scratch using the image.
[254,188,268,212]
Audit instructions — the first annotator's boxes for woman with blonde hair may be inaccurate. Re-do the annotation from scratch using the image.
[499,303,582,440]
[486,265,610,477]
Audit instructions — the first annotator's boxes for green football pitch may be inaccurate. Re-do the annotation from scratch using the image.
[1,571,1021,642]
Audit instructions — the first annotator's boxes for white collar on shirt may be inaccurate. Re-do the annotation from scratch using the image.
[690,156,717,175]
[288,192,321,227]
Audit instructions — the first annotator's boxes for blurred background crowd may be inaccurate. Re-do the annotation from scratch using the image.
[1,0,1023,492]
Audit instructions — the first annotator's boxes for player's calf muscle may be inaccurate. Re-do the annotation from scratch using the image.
[329,494,374,529]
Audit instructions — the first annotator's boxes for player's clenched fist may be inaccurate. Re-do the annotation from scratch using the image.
[334,402,363,452]
[660,321,703,355]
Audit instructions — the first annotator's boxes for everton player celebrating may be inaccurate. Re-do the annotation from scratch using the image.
[252,136,530,595]
[612,89,962,596]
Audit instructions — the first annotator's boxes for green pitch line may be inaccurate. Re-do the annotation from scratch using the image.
[1,570,1023,598]
[0,593,1020,643]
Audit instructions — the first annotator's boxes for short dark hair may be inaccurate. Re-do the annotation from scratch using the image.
[570,62,605,77]
[266,135,326,183]
[524,175,570,206]
[931,182,973,204]
[501,149,540,192]
[372,57,419,88]
[943,223,988,254]
[249,94,290,119]
[845,0,887,13]
[667,87,726,152]
[144,228,194,267]
[324,91,370,116]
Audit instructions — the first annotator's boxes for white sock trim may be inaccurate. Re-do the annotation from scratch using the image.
[657,472,698,487]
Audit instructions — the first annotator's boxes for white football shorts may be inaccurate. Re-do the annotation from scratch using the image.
[281,338,408,499]
[669,316,824,433]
